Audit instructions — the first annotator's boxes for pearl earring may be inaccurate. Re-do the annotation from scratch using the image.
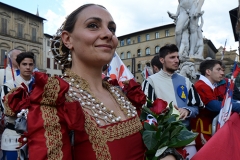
[68,54,72,62]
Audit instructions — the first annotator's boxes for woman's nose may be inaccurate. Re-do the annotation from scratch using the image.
[100,27,113,40]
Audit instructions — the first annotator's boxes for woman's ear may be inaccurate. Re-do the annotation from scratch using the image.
[61,31,73,49]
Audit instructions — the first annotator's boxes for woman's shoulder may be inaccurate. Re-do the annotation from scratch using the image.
[32,72,70,106]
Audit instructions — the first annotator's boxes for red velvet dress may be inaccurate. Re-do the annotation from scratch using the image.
[4,72,145,160]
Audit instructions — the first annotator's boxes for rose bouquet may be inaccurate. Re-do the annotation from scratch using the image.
[140,99,198,160]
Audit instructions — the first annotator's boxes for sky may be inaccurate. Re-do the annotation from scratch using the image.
[1,0,239,51]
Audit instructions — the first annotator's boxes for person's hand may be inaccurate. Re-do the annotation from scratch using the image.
[177,108,189,120]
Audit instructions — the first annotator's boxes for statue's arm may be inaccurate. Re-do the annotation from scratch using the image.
[167,3,180,20]
[194,0,205,17]
[199,15,204,29]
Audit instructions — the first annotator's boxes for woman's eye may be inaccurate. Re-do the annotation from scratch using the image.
[109,27,116,33]
[88,23,98,28]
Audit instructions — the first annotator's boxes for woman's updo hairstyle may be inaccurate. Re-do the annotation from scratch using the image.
[50,4,106,70]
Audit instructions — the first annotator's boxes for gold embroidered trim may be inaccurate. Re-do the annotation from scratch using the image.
[40,77,63,160]
[104,116,143,141]
[3,87,18,116]
[84,111,143,160]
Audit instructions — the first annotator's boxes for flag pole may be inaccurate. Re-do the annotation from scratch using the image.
[3,51,7,84]
[8,54,16,87]
[221,39,227,61]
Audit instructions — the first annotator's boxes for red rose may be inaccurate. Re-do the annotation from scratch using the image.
[150,98,168,115]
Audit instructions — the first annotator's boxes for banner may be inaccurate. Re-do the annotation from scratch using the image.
[218,62,240,129]
[108,52,134,87]
[141,66,152,80]
[192,113,240,160]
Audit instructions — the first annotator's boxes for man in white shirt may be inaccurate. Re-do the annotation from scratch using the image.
[1,52,35,160]
[142,44,203,159]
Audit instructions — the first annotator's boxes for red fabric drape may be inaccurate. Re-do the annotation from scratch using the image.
[192,113,240,160]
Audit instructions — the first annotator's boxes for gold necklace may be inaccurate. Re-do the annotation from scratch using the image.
[62,69,137,125]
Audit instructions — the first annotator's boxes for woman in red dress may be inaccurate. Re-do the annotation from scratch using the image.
[4,4,146,160]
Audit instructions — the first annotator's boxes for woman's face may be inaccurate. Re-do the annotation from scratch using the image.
[66,5,118,67]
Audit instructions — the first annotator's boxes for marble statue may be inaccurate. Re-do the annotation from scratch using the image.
[179,61,197,79]
[168,0,205,60]
[193,16,204,58]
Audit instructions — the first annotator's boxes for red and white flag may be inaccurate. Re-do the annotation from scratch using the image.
[108,52,134,87]
[218,60,240,129]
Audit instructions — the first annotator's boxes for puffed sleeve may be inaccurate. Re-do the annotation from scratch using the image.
[3,84,30,116]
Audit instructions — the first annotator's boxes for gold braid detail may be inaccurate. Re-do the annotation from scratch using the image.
[84,111,143,160]
[3,87,18,116]
[40,77,63,160]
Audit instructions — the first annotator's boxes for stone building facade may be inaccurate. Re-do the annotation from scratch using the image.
[116,24,218,83]
[0,2,45,71]
[116,23,176,83]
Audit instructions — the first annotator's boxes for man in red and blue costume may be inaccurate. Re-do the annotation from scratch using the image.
[192,59,240,150]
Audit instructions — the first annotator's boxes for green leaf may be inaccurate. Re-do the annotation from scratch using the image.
[170,125,184,139]
[155,146,168,157]
[142,130,158,150]
[152,156,158,160]
[158,135,169,148]
[144,122,157,131]
[167,137,178,147]
[156,127,163,140]
[166,115,177,123]
[142,107,158,118]
[157,114,165,123]
[167,101,174,116]
[169,130,198,148]
[140,109,148,121]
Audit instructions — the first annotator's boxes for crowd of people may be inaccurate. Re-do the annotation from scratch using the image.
[0,3,239,160]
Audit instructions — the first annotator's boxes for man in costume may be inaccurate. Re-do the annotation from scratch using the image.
[192,59,240,150]
[142,44,203,159]
[0,49,21,159]
[0,52,35,160]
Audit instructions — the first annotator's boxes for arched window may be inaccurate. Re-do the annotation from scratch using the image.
[137,63,142,71]
[15,46,26,52]
[127,51,131,58]
[120,52,125,59]
[155,46,160,54]
[146,47,150,55]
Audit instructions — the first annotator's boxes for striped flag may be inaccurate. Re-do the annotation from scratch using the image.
[217,60,240,129]
[141,66,152,80]
[108,52,134,87]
